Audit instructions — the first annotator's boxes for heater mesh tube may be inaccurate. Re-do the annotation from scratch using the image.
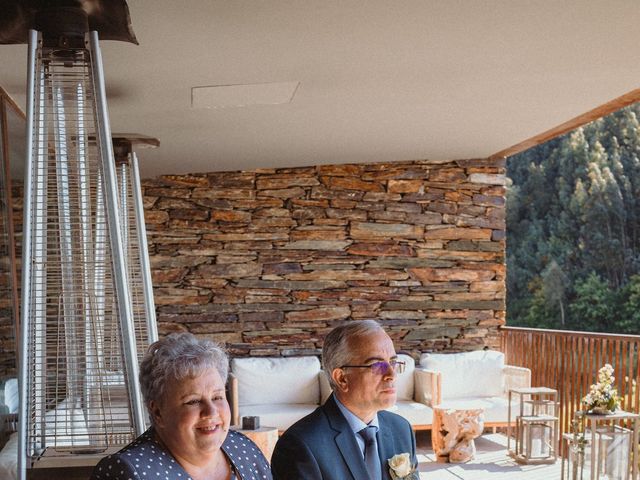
[19,32,146,471]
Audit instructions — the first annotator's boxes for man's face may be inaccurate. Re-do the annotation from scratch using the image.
[333,329,398,423]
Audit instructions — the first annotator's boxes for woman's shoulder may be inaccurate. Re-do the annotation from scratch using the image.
[91,429,183,480]
[223,430,272,480]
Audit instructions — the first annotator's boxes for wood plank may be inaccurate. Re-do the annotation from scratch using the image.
[491,88,640,160]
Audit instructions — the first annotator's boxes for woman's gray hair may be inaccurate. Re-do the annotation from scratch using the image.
[139,332,229,407]
[322,320,383,389]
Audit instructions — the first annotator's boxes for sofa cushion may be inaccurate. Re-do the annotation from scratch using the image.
[0,379,18,414]
[44,398,90,447]
[419,350,505,399]
[386,400,433,427]
[395,354,415,401]
[239,403,318,431]
[0,432,17,480]
[232,356,321,406]
[437,396,518,424]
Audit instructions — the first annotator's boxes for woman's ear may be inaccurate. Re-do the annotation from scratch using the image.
[331,368,349,392]
[149,400,163,426]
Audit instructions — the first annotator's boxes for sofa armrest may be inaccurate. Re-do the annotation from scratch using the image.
[228,372,239,426]
[0,413,17,450]
[414,368,441,407]
[504,365,531,392]
[319,370,333,404]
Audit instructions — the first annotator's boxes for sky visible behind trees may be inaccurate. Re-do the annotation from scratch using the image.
[506,104,640,333]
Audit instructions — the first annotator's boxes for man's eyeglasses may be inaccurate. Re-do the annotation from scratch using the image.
[340,360,406,375]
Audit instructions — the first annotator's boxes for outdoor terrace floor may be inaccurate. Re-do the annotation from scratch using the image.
[415,432,562,480]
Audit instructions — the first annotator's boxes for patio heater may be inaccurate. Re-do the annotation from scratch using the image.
[1,1,148,478]
[112,133,160,357]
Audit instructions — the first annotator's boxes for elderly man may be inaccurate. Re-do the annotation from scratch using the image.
[271,320,417,480]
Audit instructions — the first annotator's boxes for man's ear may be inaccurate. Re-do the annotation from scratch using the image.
[149,400,163,426]
[331,368,349,392]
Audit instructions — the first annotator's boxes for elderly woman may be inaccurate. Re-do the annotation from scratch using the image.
[91,333,272,480]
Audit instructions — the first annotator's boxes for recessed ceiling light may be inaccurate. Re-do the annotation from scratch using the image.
[191,81,299,109]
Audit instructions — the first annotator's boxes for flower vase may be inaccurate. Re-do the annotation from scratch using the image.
[590,406,614,415]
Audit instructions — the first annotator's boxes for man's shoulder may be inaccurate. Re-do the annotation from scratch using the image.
[379,409,413,431]
[280,404,331,439]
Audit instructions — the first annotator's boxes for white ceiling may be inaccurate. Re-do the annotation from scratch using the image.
[1,0,640,178]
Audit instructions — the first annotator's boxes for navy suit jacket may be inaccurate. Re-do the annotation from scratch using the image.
[271,394,417,480]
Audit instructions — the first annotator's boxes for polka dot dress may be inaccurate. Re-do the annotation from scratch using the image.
[90,428,272,480]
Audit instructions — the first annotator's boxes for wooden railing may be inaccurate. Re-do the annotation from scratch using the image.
[501,326,640,451]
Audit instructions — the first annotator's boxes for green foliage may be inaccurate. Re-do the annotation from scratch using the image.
[569,273,616,332]
[507,105,640,332]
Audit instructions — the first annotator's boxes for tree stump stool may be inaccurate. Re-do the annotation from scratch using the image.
[230,426,279,461]
[433,404,485,463]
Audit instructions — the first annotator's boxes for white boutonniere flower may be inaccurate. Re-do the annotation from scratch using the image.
[388,453,419,480]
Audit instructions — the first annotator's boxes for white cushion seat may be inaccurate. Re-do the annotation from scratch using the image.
[238,403,319,431]
[0,432,17,480]
[385,354,433,429]
[386,400,433,426]
[435,397,519,424]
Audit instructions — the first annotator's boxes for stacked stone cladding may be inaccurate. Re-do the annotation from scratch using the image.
[142,158,506,358]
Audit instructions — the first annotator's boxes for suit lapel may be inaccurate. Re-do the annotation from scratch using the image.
[324,395,370,480]
[377,415,399,480]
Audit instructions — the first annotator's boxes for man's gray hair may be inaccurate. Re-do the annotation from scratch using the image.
[322,320,383,389]
[139,332,229,408]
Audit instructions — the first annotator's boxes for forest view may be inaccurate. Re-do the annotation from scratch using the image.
[506,104,640,333]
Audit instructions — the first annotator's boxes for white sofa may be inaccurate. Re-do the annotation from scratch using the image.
[230,354,435,432]
[384,353,434,430]
[418,350,531,427]
[229,356,332,432]
[0,378,18,480]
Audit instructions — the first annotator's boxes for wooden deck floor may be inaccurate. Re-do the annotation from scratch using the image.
[415,432,563,480]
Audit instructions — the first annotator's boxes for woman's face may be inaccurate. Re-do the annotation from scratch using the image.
[150,367,231,466]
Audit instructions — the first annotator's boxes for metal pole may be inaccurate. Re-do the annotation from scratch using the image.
[88,30,146,435]
[17,29,39,480]
[131,152,158,343]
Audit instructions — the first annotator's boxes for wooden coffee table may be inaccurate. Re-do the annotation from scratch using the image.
[230,426,279,461]
[432,403,485,463]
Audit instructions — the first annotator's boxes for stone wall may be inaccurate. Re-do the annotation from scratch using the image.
[143,158,506,358]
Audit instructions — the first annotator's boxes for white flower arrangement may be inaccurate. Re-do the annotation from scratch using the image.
[388,453,419,480]
[581,364,620,414]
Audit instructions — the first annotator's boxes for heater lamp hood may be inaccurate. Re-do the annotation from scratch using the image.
[0,0,137,44]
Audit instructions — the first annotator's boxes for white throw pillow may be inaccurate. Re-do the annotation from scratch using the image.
[394,354,415,401]
[1,378,18,414]
[419,350,505,399]
[232,356,321,406]
[44,399,90,447]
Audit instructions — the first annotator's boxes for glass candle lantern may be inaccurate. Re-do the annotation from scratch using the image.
[508,387,559,465]
[561,432,592,480]
[572,410,639,480]
[522,418,555,460]
[596,425,631,480]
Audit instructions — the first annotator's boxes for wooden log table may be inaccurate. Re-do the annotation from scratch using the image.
[230,426,279,461]
[432,403,485,463]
